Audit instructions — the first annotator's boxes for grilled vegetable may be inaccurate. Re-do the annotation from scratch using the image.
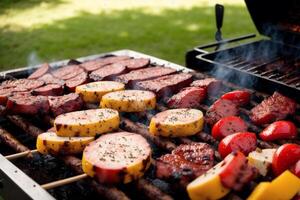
[187,162,230,200]
[149,108,204,137]
[291,160,300,178]
[75,81,125,103]
[272,143,300,176]
[100,90,156,112]
[220,90,251,106]
[247,170,300,200]
[54,109,120,137]
[218,132,257,158]
[212,116,248,140]
[36,132,94,155]
[259,121,297,141]
[187,152,255,200]
[82,132,152,184]
[248,148,276,176]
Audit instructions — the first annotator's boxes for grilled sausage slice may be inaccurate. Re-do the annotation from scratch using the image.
[149,109,204,137]
[54,109,120,137]
[89,63,127,81]
[28,63,50,79]
[81,56,131,72]
[48,93,83,117]
[1,79,45,90]
[76,81,125,103]
[116,58,150,70]
[205,99,239,126]
[82,132,152,184]
[6,93,49,115]
[65,71,88,92]
[100,90,156,112]
[32,84,64,96]
[37,131,94,155]
[52,65,84,80]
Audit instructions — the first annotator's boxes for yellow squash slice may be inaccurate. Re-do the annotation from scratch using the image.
[247,170,300,200]
[100,90,156,112]
[75,81,125,103]
[54,109,120,137]
[82,132,152,184]
[149,108,204,137]
[36,132,94,155]
[187,162,230,200]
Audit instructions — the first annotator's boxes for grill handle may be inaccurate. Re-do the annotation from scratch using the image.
[215,4,224,42]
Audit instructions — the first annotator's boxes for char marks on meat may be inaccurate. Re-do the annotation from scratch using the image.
[6,93,49,115]
[250,91,296,125]
[167,87,207,108]
[205,99,239,126]
[51,65,84,80]
[1,79,44,90]
[81,56,131,72]
[48,93,83,117]
[89,63,127,81]
[135,73,193,97]
[28,63,50,79]
[32,84,64,96]
[38,74,65,86]
[65,71,88,92]
[116,58,150,70]
[156,143,214,186]
[115,66,176,86]
[191,78,222,95]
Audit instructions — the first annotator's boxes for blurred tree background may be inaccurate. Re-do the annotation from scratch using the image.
[0,0,257,70]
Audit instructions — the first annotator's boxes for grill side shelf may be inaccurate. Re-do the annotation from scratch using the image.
[0,154,55,200]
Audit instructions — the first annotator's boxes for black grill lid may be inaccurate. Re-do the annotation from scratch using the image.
[245,0,300,44]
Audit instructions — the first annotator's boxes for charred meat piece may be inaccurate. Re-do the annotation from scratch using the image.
[52,65,84,80]
[156,143,214,186]
[80,56,131,72]
[1,79,44,90]
[48,93,83,117]
[191,78,222,95]
[6,93,49,115]
[28,63,50,79]
[116,58,150,70]
[32,84,64,96]
[115,66,176,86]
[250,92,296,125]
[38,73,65,86]
[167,87,207,108]
[205,99,239,126]
[65,71,88,92]
[0,87,28,105]
[89,63,127,81]
[136,73,193,97]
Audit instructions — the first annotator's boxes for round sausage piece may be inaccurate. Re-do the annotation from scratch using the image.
[149,108,204,137]
[100,90,156,112]
[76,81,125,103]
[54,108,120,137]
[28,63,50,79]
[82,132,152,184]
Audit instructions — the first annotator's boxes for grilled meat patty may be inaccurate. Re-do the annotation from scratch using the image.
[250,92,296,125]
[156,143,214,186]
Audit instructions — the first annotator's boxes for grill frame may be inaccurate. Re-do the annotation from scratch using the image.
[0,48,299,200]
[0,49,193,200]
[186,37,300,102]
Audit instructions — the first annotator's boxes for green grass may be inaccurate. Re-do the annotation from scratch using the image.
[0,0,257,70]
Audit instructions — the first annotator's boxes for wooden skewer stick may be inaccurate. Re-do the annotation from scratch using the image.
[5,149,38,160]
[41,173,89,190]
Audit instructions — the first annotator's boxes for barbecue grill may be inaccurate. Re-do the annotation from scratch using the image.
[0,1,300,200]
[186,0,300,100]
